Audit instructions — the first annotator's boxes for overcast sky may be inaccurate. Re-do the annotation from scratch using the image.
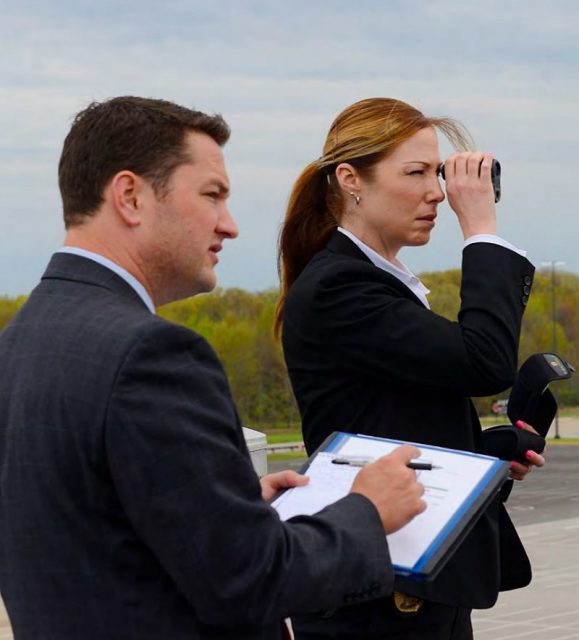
[1,0,578,296]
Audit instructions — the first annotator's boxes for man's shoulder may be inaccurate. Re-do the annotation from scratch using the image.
[15,279,208,359]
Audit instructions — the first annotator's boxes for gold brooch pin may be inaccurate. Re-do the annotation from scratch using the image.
[393,591,424,613]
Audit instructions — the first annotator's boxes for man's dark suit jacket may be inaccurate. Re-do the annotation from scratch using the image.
[282,231,535,636]
[0,253,394,640]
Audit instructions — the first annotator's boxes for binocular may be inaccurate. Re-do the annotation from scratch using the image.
[439,158,501,203]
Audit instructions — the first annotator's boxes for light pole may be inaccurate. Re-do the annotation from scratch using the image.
[541,260,565,439]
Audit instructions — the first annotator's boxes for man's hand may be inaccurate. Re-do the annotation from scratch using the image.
[510,420,546,481]
[260,470,309,502]
[350,445,426,534]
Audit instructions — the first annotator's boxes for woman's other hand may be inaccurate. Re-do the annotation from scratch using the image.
[510,420,546,481]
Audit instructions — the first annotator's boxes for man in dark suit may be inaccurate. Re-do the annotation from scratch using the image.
[0,97,426,639]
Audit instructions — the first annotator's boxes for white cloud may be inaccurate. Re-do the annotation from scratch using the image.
[1,0,578,296]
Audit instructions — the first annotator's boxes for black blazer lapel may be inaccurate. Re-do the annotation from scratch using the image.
[325,229,374,264]
[325,230,427,308]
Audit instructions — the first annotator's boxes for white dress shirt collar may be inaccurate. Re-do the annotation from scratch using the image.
[57,246,155,314]
[337,227,430,308]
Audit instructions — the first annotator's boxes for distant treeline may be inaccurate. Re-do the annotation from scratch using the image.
[1,269,577,428]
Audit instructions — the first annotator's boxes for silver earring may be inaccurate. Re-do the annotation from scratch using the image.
[349,191,361,206]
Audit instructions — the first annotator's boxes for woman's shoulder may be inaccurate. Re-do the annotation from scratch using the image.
[287,249,410,314]
[301,248,403,289]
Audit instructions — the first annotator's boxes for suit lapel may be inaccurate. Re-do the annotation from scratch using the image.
[325,229,374,264]
[41,253,148,309]
[324,230,427,307]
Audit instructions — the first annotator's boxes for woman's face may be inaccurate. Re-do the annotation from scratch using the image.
[342,126,445,261]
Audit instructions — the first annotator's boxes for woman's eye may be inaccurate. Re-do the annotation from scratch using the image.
[408,170,424,176]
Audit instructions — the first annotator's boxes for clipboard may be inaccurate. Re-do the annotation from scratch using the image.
[272,431,510,581]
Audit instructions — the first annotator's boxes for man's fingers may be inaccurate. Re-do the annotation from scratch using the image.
[383,444,422,465]
[271,470,309,489]
[261,470,309,502]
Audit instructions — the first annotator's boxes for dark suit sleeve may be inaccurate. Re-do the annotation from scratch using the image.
[105,322,393,629]
[301,243,534,397]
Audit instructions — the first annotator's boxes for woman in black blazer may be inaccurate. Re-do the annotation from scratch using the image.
[276,98,544,640]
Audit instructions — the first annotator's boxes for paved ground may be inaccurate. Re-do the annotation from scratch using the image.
[471,517,579,639]
[470,418,579,638]
[2,418,578,639]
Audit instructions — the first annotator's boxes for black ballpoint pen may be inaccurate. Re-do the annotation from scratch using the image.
[407,461,441,471]
[332,457,441,470]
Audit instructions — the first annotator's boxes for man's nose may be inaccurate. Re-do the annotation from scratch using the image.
[219,206,239,239]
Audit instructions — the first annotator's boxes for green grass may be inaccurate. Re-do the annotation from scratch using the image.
[264,430,303,444]
[546,437,579,445]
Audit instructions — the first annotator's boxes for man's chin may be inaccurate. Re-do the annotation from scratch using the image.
[195,272,218,295]
[162,274,217,304]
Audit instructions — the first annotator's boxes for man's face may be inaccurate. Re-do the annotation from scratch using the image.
[144,132,238,305]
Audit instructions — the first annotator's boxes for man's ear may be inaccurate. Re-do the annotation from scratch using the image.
[109,171,152,227]
[335,163,361,195]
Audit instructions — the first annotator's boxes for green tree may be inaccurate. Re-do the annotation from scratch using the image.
[0,296,27,330]
[3,268,576,423]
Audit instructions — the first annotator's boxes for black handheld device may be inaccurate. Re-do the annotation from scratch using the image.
[482,353,575,463]
[439,158,501,203]
[507,353,575,437]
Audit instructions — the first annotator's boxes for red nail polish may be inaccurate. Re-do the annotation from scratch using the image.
[515,420,525,429]
[525,450,533,459]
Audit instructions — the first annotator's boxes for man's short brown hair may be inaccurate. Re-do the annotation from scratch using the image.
[58,96,230,227]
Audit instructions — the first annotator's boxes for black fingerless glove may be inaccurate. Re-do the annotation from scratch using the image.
[481,424,545,463]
